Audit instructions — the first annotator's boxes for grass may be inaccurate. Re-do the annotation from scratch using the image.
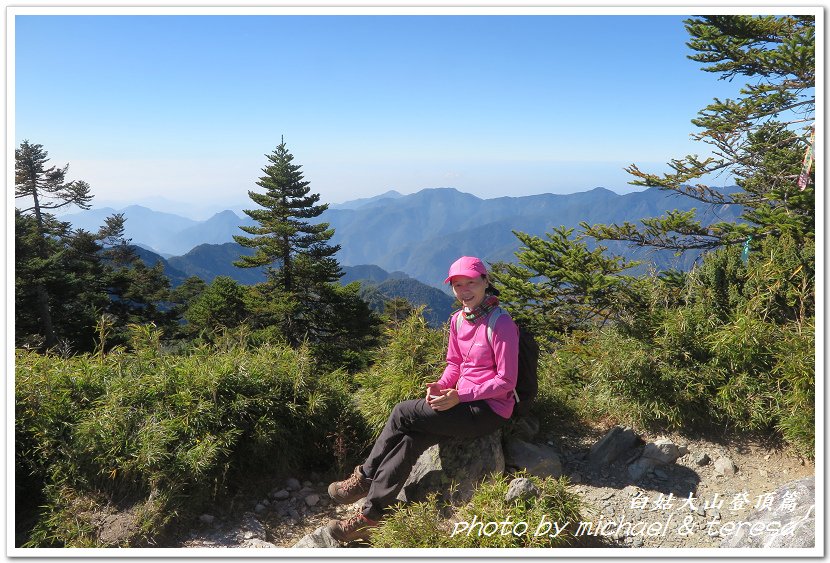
[371,473,583,548]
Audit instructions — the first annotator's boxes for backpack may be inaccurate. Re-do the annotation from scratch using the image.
[455,307,539,417]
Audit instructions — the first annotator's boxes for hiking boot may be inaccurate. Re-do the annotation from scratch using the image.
[328,465,371,504]
[327,508,379,543]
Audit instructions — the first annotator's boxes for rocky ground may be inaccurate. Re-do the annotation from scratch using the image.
[171,424,814,550]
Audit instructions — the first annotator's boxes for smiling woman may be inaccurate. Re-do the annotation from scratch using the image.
[324,255,519,544]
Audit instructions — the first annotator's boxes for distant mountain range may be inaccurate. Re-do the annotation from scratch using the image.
[127,243,456,326]
[64,185,743,290]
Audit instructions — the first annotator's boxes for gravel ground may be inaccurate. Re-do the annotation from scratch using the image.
[173,426,814,549]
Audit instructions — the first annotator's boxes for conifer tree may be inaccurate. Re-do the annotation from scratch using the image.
[582,15,815,251]
[233,139,380,353]
[15,141,94,348]
[234,139,342,292]
[490,227,640,343]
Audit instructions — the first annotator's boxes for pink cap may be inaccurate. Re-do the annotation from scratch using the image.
[444,256,488,284]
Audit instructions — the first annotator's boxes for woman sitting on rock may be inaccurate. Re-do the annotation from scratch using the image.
[326,256,519,543]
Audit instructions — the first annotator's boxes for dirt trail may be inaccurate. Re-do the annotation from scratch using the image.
[173,427,814,549]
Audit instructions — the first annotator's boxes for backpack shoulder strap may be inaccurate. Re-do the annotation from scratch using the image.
[454,310,463,334]
[485,307,505,346]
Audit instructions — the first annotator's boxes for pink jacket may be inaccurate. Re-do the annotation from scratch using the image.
[437,309,519,419]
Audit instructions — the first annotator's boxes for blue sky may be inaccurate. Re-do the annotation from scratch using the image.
[14,11,746,218]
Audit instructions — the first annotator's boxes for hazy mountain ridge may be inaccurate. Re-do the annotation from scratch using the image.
[64,186,743,287]
[131,243,453,324]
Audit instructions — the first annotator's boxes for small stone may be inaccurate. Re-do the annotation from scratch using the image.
[633,537,644,547]
[624,485,639,497]
[713,456,737,476]
[759,468,768,477]
[285,478,301,491]
[305,494,320,507]
[570,472,583,483]
[505,477,541,503]
[697,506,706,517]
[303,480,313,487]
[261,499,270,506]
[289,509,301,523]
[244,531,253,540]
[274,489,290,500]
[254,503,266,514]
[199,514,215,525]
[695,453,711,466]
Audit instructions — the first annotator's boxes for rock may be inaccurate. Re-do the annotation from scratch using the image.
[695,453,711,466]
[303,480,313,487]
[397,430,504,504]
[285,477,301,491]
[292,525,342,548]
[588,426,641,467]
[627,438,687,480]
[198,514,215,525]
[640,438,688,464]
[506,416,541,440]
[628,457,656,480]
[243,538,278,548]
[296,486,316,497]
[273,489,290,500]
[570,472,583,483]
[653,468,669,480]
[305,494,320,507]
[721,477,815,548]
[504,437,563,478]
[714,456,738,476]
[505,477,541,503]
[238,512,266,540]
[288,508,301,523]
[254,503,266,514]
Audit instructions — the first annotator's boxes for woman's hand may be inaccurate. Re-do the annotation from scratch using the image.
[428,388,460,411]
[425,382,442,402]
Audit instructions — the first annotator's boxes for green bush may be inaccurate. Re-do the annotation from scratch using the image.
[533,236,815,457]
[354,311,446,436]
[16,325,370,546]
[371,473,582,548]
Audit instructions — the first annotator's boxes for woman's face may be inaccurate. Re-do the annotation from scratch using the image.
[450,275,488,310]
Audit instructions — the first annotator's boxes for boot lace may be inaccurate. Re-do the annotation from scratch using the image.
[342,468,367,492]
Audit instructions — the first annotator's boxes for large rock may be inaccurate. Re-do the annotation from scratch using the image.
[720,476,815,549]
[588,426,641,467]
[504,437,563,478]
[292,526,341,548]
[397,430,504,503]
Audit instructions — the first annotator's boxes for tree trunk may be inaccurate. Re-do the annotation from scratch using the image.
[35,284,57,349]
[30,188,59,348]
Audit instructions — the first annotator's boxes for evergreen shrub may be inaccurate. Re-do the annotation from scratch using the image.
[16,325,370,546]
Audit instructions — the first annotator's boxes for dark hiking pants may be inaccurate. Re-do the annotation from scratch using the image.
[360,397,507,521]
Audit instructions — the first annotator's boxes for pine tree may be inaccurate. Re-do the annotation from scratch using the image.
[232,139,379,351]
[15,141,94,348]
[234,139,342,292]
[582,15,815,251]
[489,227,640,344]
